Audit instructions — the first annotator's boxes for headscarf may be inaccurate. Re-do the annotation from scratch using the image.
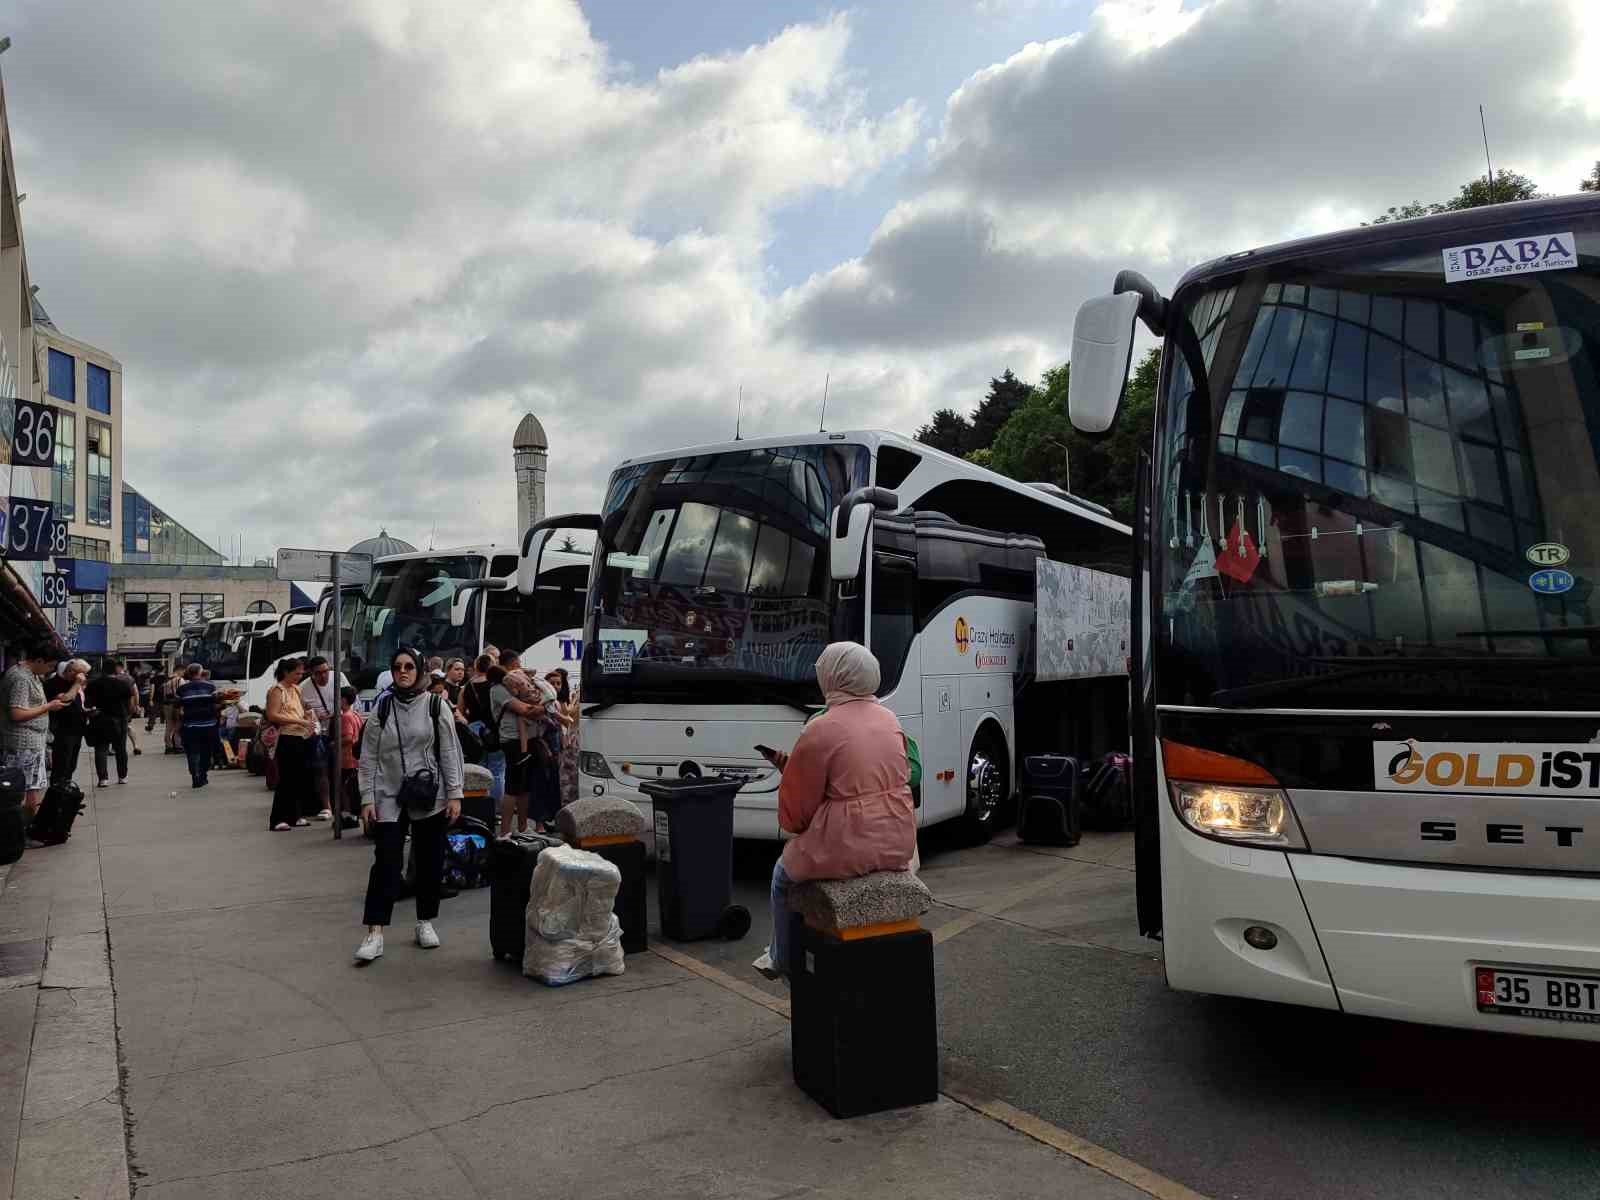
[814,642,880,708]
[388,645,426,701]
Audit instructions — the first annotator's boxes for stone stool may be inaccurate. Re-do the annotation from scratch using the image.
[462,763,495,828]
[556,797,648,953]
[788,870,937,1118]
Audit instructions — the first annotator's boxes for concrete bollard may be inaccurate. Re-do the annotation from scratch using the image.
[556,797,648,953]
[788,870,937,1118]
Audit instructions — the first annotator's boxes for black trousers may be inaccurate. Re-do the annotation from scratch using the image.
[95,719,129,783]
[363,809,447,926]
[51,733,82,785]
[268,735,315,828]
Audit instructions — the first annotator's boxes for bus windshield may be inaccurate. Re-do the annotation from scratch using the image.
[1156,214,1600,709]
[188,619,255,680]
[585,443,871,705]
[346,555,482,688]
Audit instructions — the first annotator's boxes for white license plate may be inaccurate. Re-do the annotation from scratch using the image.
[1475,965,1600,1025]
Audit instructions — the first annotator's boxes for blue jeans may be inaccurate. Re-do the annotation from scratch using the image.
[768,859,796,975]
[482,751,506,801]
[182,725,216,785]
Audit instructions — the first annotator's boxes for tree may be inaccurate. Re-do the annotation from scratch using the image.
[967,369,1034,451]
[985,349,1160,523]
[1580,161,1600,193]
[558,535,579,553]
[915,408,972,457]
[1367,168,1544,225]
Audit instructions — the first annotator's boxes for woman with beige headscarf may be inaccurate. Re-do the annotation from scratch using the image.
[753,641,917,981]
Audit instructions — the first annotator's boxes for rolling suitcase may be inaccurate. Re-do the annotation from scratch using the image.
[0,765,27,865]
[489,833,562,962]
[1017,753,1081,846]
[29,781,85,846]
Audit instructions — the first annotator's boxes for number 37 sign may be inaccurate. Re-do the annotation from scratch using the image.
[0,497,69,561]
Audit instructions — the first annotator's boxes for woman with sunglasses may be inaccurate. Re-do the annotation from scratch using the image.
[353,646,465,964]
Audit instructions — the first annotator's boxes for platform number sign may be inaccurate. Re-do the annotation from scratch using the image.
[39,572,68,608]
[5,498,64,561]
[9,399,58,468]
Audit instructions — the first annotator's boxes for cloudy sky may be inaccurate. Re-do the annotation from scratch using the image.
[5,0,1597,557]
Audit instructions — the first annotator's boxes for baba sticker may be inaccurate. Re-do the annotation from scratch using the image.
[1442,231,1577,283]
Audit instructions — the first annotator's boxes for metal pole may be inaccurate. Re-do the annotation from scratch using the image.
[331,555,343,840]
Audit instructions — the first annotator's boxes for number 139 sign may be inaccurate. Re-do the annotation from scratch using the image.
[1,497,68,561]
[10,399,58,468]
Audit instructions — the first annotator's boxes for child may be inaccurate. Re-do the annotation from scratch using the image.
[339,686,364,829]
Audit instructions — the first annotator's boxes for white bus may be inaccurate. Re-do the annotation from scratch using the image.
[181,609,311,709]
[524,431,1130,844]
[1067,192,1600,1038]
[341,542,590,701]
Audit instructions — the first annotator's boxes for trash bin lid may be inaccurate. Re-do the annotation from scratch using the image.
[638,776,744,804]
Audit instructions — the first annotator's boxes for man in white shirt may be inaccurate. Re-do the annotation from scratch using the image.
[299,657,338,821]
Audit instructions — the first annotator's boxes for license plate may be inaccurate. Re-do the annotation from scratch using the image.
[1475,965,1600,1025]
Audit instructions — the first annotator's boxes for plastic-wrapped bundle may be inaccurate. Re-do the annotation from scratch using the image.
[525,845,622,942]
[523,913,626,986]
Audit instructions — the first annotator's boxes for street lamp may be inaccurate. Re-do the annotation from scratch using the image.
[1045,437,1072,493]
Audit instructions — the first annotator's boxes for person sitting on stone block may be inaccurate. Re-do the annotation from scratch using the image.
[753,642,917,982]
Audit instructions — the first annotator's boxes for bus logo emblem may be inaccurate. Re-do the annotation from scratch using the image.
[1529,569,1575,595]
[1525,542,1570,567]
[954,616,970,655]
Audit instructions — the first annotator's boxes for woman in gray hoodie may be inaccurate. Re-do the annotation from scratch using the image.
[354,645,465,964]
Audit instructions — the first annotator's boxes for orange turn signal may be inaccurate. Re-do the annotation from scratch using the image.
[1160,739,1277,786]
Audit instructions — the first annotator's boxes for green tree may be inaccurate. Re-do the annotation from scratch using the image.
[986,348,1160,523]
[1580,161,1600,193]
[1368,168,1544,225]
[967,369,1035,450]
[914,407,973,457]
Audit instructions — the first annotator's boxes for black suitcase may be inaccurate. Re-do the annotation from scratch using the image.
[1017,753,1081,846]
[488,833,562,962]
[0,765,27,865]
[29,782,85,846]
[1082,753,1133,830]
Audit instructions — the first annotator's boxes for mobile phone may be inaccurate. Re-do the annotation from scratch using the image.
[754,744,778,762]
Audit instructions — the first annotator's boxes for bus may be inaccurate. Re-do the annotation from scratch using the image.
[341,542,590,700]
[1066,192,1600,1038]
[527,431,1130,845]
[181,608,311,708]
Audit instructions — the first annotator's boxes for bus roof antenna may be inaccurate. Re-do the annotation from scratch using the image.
[818,373,829,433]
[735,384,743,441]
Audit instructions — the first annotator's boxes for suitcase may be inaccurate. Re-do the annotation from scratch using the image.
[29,781,85,846]
[1017,753,1080,846]
[489,833,562,962]
[0,765,26,865]
[1082,753,1133,830]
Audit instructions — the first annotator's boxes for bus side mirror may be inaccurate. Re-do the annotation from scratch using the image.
[449,587,473,628]
[1068,291,1142,434]
[830,487,899,582]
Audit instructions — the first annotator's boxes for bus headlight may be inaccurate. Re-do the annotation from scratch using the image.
[579,751,613,779]
[1160,738,1307,849]
[1169,782,1304,848]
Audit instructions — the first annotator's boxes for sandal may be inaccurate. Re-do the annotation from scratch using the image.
[273,822,292,832]
[294,818,310,827]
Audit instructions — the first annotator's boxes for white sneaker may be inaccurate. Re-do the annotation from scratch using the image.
[315,809,333,821]
[354,932,384,963]
[752,949,783,981]
[415,921,440,949]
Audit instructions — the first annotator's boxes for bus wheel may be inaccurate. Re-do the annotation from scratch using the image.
[962,731,1007,844]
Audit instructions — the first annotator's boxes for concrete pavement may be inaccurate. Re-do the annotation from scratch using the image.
[2,746,1163,1200]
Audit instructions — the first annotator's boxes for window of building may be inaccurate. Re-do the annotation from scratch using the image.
[124,593,172,627]
[47,349,75,402]
[68,536,111,561]
[86,364,111,415]
[52,411,76,521]
[70,593,106,627]
[179,593,225,626]
[245,600,276,615]
[87,421,112,527]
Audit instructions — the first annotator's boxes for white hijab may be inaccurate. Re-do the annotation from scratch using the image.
[815,642,881,708]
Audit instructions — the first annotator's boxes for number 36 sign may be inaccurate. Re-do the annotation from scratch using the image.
[9,399,59,468]
[0,497,68,561]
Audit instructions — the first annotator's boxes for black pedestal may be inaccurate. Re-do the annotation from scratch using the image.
[789,915,938,1118]
[583,839,648,954]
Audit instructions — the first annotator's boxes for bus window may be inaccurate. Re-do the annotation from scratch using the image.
[871,551,917,695]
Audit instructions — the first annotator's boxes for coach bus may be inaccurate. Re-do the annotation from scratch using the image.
[1067,192,1600,1037]
[523,430,1130,845]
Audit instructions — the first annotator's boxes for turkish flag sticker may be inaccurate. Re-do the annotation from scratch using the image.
[1216,519,1261,583]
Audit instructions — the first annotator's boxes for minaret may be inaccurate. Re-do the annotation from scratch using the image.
[513,412,549,538]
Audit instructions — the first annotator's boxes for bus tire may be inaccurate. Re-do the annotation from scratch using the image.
[961,727,1008,845]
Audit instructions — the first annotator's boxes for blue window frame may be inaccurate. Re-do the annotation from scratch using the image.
[87,364,111,414]
[48,349,75,401]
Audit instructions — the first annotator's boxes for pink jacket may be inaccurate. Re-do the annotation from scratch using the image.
[778,697,917,882]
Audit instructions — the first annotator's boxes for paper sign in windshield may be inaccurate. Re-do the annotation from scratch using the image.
[1375,741,1600,797]
[1442,232,1576,283]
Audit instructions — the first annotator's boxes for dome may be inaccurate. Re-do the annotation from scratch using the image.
[348,529,416,559]
[513,412,549,450]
